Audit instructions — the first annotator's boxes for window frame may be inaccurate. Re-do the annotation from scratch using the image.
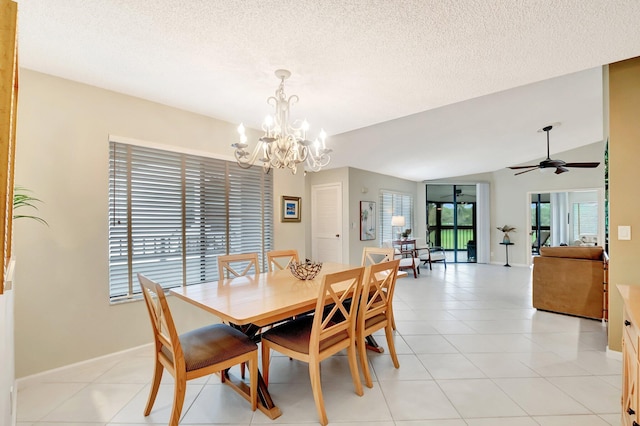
[108,138,273,303]
[379,190,414,243]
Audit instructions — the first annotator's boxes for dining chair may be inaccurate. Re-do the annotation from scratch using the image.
[361,246,394,266]
[415,238,447,270]
[261,266,366,426]
[382,240,420,278]
[217,252,260,281]
[137,274,258,426]
[266,249,299,272]
[361,246,401,329]
[357,259,401,388]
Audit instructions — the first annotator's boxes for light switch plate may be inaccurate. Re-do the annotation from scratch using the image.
[618,225,632,240]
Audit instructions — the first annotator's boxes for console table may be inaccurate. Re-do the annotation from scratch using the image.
[392,239,416,251]
[499,242,514,267]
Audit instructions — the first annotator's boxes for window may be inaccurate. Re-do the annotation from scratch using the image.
[379,190,413,243]
[108,141,273,302]
[573,202,598,237]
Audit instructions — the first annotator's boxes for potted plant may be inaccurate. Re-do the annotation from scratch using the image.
[13,186,48,225]
[497,225,515,243]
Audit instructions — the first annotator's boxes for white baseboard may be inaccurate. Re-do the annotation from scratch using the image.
[606,346,623,360]
[16,343,153,390]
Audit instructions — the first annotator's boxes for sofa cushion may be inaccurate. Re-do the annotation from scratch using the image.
[540,246,603,260]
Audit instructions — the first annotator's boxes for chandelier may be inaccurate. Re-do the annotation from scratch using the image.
[232,69,331,174]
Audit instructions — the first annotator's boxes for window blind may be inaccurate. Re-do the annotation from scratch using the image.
[108,141,273,301]
[379,190,413,243]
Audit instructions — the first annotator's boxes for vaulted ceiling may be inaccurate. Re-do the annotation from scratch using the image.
[16,1,640,180]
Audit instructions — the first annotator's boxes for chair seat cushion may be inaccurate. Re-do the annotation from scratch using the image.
[364,313,386,329]
[398,258,418,267]
[261,316,348,354]
[168,324,257,372]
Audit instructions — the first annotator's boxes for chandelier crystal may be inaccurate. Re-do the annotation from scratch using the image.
[232,69,331,174]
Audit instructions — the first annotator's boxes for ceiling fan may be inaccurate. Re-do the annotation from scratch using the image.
[509,125,600,176]
[440,188,471,199]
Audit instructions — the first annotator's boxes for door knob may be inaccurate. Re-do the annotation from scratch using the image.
[335,234,340,238]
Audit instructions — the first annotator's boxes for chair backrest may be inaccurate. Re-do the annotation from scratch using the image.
[217,252,260,281]
[137,273,184,370]
[359,259,400,325]
[361,247,395,266]
[310,266,365,352]
[266,249,299,272]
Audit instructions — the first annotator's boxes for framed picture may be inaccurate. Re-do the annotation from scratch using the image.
[360,201,376,240]
[281,196,301,222]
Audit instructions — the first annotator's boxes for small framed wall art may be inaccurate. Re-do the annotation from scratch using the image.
[360,201,376,240]
[281,196,301,222]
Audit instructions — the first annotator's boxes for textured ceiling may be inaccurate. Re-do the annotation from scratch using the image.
[15,0,640,181]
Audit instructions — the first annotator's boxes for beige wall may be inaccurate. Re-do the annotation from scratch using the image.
[608,57,640,352]
[347,167,418,265]
[14,70,303,377]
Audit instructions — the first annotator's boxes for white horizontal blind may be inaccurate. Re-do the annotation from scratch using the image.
[573,202,598,237]
[379,190,414,244]
[108,142,273,301]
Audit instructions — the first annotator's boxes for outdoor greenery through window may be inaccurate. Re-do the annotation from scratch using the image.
[531,198,551,253]
[108,141,273,302]
[380,190,413,243]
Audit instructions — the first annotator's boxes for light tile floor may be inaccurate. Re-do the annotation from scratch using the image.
[17,263,622,425]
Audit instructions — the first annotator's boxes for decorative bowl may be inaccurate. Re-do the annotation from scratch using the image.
[289,260,323,280]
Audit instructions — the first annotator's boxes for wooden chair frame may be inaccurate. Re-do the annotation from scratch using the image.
[357,260,401,388]
[261,267,365,426]
[361,246,395,267]
[217,252,260,281]
[138,274,258,425]
[266,249,299,272]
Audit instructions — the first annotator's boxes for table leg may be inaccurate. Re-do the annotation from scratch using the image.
[226,323,282,419]
[222,369,282,419]
[365,335,384,353]
[504,244,511,267]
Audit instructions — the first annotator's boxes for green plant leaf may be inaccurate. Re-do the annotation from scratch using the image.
[13,186,48,226]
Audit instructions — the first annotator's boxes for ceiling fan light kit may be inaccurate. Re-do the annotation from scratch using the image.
[509,125,600,176]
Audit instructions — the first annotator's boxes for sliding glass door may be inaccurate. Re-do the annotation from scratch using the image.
[426,185,477,263]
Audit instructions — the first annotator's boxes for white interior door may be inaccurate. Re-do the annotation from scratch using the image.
[311,183,343,263]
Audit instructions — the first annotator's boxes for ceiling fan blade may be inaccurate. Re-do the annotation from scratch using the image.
[555,166,569,174]
[509,165,539,170]
[514,167,539,176]
[563,162,600,168]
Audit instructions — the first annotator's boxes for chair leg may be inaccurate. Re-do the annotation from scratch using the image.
[309,361,328,426]
[390,308,397,331]
[144,358,164,416]
[384,323,400,369]
[347,341,364,396]
[240,361,246,379]
[358,335,373,388]
[169,377,187,426]
[261,341,271,386]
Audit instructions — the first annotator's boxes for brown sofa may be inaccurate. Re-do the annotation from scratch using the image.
[532,246,608,320]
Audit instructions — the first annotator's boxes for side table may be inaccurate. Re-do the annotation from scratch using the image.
[499,242,514,267]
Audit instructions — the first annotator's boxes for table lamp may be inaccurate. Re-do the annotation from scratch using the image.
[391,215,405,240]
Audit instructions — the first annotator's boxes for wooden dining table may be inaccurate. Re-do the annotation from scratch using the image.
[169,262,364,419]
